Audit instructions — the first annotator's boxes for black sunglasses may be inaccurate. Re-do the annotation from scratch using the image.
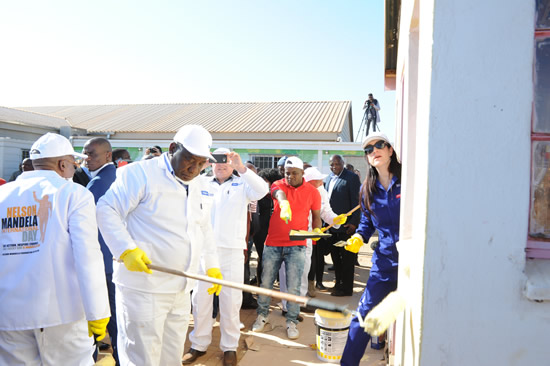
[364,140,390,155]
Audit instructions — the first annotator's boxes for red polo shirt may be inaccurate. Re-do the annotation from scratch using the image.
[265,178,321,247]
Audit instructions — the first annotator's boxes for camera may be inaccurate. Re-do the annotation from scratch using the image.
[212,153,228,163]
[366,100,372,106]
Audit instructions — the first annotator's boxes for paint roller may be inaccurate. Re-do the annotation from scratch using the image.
[288,204,361,241]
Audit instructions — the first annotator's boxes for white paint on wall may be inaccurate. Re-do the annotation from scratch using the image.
[394,0,550,365]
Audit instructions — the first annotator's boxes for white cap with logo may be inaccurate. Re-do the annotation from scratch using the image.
[362,132,391,149]
[284,156,304,170]
[304,167,327,182]
[173,125,216,162]
[30,133,88,160]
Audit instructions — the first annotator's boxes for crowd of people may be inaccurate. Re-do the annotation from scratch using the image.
[0,126,401,366]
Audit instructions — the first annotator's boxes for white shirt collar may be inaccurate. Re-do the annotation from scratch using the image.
[89,162,114,179]
[162,152,190,188]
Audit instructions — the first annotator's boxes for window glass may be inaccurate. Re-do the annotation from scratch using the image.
[530,141,550,239]
[537,0,550,29]
[535,36,550,133]
[251,155,284,170]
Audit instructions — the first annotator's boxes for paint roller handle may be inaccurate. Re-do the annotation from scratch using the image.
[321,204,361,233]
[305,298,352,315]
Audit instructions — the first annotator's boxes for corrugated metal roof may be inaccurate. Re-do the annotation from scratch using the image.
[18,102,351,134]
[0,106,70,129]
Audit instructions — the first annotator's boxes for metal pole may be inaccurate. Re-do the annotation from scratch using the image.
[146,263,352,315]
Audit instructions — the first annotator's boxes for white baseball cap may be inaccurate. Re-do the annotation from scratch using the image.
[30,133,88,160]
[362,132,391,149]
[173,125,216,162]
[285,156,304,170]
[304,167,327,182]
[212,147,230,154]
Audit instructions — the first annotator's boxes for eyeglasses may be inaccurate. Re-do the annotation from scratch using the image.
[364,140,390,155]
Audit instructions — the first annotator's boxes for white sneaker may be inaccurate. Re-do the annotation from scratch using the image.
[286,321,299,339]
[252,314,268,332]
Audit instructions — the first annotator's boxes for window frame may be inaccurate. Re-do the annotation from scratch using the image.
[250,155,285,171]
[527,27,550,258]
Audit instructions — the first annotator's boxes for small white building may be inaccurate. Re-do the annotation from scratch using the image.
[385,0,550,364]
[0,107,81,180]
[1,102,367,179]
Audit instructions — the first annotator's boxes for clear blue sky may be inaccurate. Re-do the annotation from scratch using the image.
[0,0,395,142]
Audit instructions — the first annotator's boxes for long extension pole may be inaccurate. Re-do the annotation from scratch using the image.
[146,263,352,315]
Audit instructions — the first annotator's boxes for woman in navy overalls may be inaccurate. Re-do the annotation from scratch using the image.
[341,132,401,366]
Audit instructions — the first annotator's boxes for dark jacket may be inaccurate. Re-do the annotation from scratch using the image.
[324,168,361,233]
[73,167,91,187]
[87,164,117,274]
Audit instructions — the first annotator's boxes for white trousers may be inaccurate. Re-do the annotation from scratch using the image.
[0,319,94,366]
[116,285,191,366]
[190,247,244,352]
[279,239,312,310]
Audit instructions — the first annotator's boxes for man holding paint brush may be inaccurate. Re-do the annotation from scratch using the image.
[252,157,322,340]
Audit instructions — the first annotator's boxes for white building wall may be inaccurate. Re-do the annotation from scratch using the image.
[394,0,550,365]
[0,138,34,180]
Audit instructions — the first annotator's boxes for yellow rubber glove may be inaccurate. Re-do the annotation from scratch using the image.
[333,213,348,226]
[311,228,323,242]
[206,268,223,296]
[345,234,364,253]
[88,317,110,341]
[120,247,152,274]
[279,200,292,224]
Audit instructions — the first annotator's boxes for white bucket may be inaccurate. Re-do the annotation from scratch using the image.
[314,309,352,363]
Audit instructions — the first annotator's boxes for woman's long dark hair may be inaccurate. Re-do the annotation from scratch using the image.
[360,147,401,216]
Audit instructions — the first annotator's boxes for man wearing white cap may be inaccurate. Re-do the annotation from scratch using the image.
[252,157,322,340]
[0,133,110,365]
[184,148,268,366]
[96,125,223,366]
[278,167,347,308]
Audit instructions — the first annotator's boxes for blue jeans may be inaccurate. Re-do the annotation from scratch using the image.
[257,245,306,324]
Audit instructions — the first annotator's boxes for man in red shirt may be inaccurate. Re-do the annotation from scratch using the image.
[251,157,322,340]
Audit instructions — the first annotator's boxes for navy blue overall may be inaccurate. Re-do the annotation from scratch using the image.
[341,176,400,366]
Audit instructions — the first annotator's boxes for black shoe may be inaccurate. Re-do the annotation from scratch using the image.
[223,351,237,366]
[97,341,110,351]
[241,298,258,309]
[327,266,335,271]
[182,348,206,364]
[315,282,330,291]
[300,305,316,313]
[331,289,353,297]
[282,310,304,322]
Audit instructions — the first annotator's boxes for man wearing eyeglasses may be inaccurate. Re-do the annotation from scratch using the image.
[0,133,110,365]
[322,155,361,296]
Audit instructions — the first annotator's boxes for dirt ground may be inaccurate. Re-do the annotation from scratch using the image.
[96,237,386,366]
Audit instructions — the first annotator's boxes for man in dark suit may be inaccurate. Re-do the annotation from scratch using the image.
[73,163,91,187]
[323,155,361,296]
[83,137,119,365]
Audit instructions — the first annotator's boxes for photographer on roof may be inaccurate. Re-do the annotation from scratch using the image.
[362,93,381,134]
